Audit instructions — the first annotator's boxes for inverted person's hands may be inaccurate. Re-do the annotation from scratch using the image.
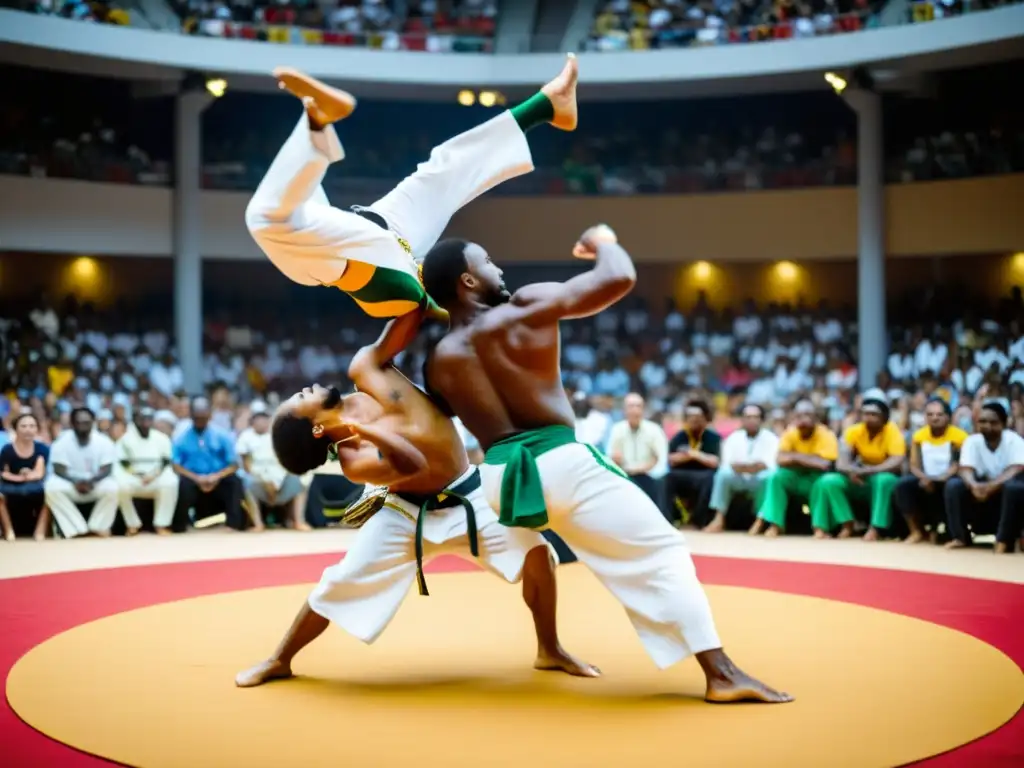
[572,224,617,260]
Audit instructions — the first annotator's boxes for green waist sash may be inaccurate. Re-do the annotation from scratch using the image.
[483,424,622,530]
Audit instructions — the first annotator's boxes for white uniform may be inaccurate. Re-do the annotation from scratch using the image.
[245,109,533,298]
[480,442,722,670]
[115,424,179,529]
[45,431,120,537]
[308,467,550,644]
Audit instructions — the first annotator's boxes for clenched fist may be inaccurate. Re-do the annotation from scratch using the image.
[572,224,618,260]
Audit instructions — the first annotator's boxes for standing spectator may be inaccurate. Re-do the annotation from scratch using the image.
[893,398,966,544]
[116,406,179,535]
[0,413,49,541]
[44,407,119,538]
[816,392,906,540]
[664,399,721,527]
[704,404,778,532]
[607,392,668,505]
[944,400,1024,553]
[171,397,244,530]
[751,400,838,537]
[236,404,308,531]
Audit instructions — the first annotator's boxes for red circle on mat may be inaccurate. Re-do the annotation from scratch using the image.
[2,553,1022,767]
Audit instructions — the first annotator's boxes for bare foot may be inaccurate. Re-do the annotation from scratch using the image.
[126,527,140,537]
[292,522,313,532]
[863,527,880,542]
[812,528,830,540]
[249,523,266,533]
[836,523,854,539]
[3,531,14,542]
[705,672,794,704]
[235,659,294,688]
[748,519,765,536]
[904,530,925,544]
[534,648,601,678]
[93,530,112,538]
[702,515,726,533]
[155,527,173,536]
[540,53,578,131]
[273,67,357,127]
[33,532,45,542]
[944,539,967,550]
[765,525,782,538]
[994,542,1010,554]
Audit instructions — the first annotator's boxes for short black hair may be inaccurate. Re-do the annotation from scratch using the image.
[741,403,765,420]
[925,396,952,416]
[684,398,711,420]
[70,406,94,423]
[271,412,330,475]
[421,238,471,308]
[981,399,1009,425]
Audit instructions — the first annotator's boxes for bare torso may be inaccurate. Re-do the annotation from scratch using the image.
[339,366,468,493]
[426,314,575,452]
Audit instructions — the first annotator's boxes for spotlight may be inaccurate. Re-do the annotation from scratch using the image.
[775,261,798,281]
[457,90,475,106]
[478,91,497,108]
[824,72,847,95]
[693,261,711,281]
[205,77,227,98]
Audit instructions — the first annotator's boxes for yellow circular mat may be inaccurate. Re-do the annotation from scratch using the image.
[8,567,1022,768]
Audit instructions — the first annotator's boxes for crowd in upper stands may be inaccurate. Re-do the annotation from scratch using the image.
[2,0,130,24]
[3,280,1024,551]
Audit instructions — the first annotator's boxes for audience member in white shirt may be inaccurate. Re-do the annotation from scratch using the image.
[116,406,180,534]
[945,400,1024,553]
[44,407,119,538]
[704,404,779,532]
[913,336,948,378]
[950,353,984,395]
[236,405,309,531]
[574,393,614,452]
[606,393,669,504]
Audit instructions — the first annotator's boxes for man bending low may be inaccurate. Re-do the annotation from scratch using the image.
[236,310,596,687]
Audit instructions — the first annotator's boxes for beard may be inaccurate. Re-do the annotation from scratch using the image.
[484,283,512,307]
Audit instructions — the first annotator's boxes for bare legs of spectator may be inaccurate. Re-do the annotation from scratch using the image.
[243,488,266,532]
[33,505,50,541]
[943,477,1024,553]
[893,475,945,544]
[291,489,311,531]
[44,476,119,538]
[0,497,12,542]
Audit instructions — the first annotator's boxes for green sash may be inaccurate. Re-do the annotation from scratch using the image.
[483,424,626,530]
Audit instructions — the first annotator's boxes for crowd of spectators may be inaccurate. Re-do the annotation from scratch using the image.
[584,0,885,51]
[4,283,1024,552]
[2,0,130,23]
[908,0,1019,23]
[172,0,497,50]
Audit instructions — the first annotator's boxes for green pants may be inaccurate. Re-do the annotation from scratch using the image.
[814,472,898,531]
[756,468,830,530]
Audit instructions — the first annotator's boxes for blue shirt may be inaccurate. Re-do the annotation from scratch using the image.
[172,425,236,475]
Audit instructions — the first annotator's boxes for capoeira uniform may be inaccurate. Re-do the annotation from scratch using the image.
[479,425,722,670]
[245,109,533,318]
[307,467,551,644]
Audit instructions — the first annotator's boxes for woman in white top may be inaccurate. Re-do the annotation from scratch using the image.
[944,400,1024,553]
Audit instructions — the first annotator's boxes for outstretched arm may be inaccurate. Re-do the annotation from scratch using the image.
[477,226,636,332]
[347,308,425,407]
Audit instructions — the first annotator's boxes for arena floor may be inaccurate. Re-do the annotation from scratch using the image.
[3,530,1022,768]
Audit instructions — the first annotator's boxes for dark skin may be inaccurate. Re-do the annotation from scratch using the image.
[705,406,764,533]
[947,407,1024,553]
[836,406,904,541]
[905,402,959,544]
[425,226,792,704]
[52,411,113,497]
[236,311,598,688]
[669,409,720,471]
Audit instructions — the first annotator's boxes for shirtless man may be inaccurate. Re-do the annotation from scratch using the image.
[419,228,792,703]
[236,310,596,687]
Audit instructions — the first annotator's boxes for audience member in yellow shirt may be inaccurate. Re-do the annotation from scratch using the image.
[893,398,967,543]
[816,392,906,540]
[752,400,838,537]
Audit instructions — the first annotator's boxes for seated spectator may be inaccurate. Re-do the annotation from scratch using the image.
[893,397,967,544]
[116,406,179,535]
[816,391,906,540]
[752,399,838,537]
[944,400,1024,553]
[704,404,778,533]
[44,407,120,537]
[0,413,50,541]
[172,397,245,530]
[664,399,721,527]
[236,403,308,531]
[607,392,668,506]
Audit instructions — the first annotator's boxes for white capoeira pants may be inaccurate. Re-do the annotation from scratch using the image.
[480,444,723,670]
[307,468,550,644]
[117,469,179,528]
[45,476,120,538]
[245,109,534,302]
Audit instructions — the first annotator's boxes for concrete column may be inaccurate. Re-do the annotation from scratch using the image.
[848,88,885,391]
[173,89,210,395]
